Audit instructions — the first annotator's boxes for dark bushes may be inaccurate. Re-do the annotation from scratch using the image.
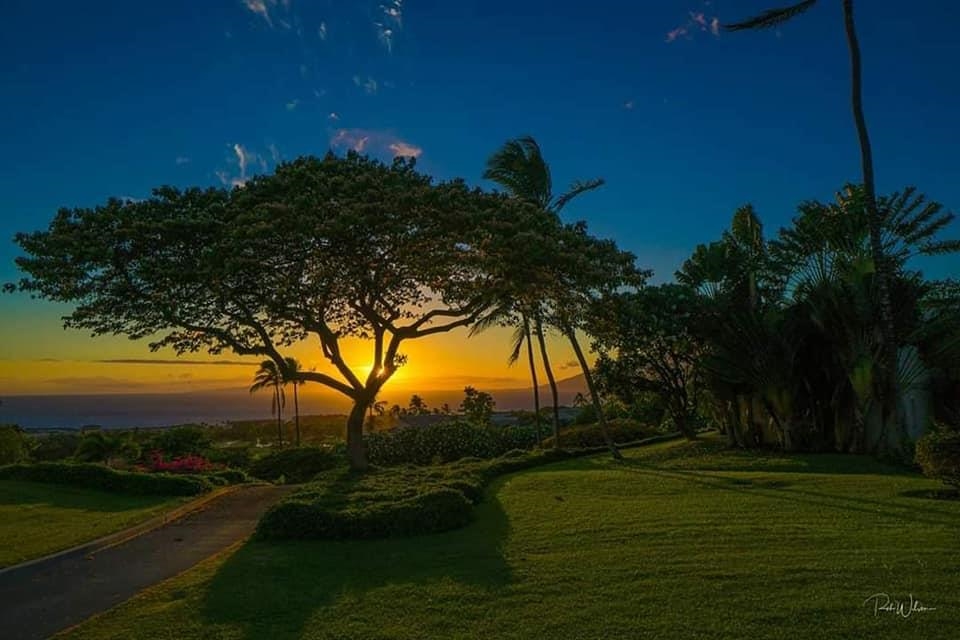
[147,426,213,458]
[542,420,654,449]
[256,447,577,541]
[0,462,212,496]
[916,423,960,489]
[248,447,339,483]
[364,420,538,466]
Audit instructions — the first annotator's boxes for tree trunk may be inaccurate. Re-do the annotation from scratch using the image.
[293,383,301,447]
[346,400,370,471]
[535,314,562,446]
[275,385,284,448]
[523,315,543,446]
[565,323,622,461]
[842,0,903,459]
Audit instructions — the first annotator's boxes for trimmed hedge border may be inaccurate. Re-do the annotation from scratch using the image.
[0,462,213,496]
[256,432,683,541]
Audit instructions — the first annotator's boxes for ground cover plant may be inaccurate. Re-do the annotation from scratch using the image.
[58,435,960,640]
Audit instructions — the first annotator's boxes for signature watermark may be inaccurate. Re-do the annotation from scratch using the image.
[863,593,937,618]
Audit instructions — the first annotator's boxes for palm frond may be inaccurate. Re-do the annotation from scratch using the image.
[723,0,818,32]
[483,136,552,207]
[507,325,527,366]
[551,178,605,213]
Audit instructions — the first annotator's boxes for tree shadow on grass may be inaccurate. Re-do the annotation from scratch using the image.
[599,459,960,528]
[200,482,514,640]
[0,481,172,512]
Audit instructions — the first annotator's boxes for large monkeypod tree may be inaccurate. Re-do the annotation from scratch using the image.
[7,153,538,470]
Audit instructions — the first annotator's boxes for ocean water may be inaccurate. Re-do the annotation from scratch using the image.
[1,391,306,429]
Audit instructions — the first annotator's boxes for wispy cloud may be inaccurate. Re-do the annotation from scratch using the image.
[666,5,721,43]
[328,112,340,121]
[353,75,378,95]
[318,21,327,40]
[243,0,273,27]
[242,0,293,30]
[97,359,257,366]
[216,143,267,188]
[268,143,281,163]
[375,0,403,53]
[285,99,300,111]
[331,129,422,159]
[175,156,191,165]
[388,142,423,159]
[623,100,635,110]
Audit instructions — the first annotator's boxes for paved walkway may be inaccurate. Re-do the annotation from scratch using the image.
[0,484,291,640]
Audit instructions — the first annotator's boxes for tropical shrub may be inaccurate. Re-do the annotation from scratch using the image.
[248,447,339,483]
[74,431,141,465]
[147,426,213,458]
[256,447,578,540]
[148,453,218,474]
[206,445,253,469]
[365,420,537,466]
[29,432,81,461]
[210,469,250,485]
[0,426,30,465]
[915,423,960,489]
[541,419,655,448]
[0,462,211,496]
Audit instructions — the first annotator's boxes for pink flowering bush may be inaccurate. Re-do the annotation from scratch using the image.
[147,451,221,474]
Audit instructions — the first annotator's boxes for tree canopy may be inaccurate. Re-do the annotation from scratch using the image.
[8,152,555,469]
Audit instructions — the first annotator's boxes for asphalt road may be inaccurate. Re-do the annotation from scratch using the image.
[0,484,291,640]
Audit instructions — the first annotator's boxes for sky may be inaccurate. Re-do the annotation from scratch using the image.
[1,0,958,402]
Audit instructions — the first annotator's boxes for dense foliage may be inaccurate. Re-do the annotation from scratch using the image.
[0,462,212,496]
[915,422,960,490]
[0,426,30,465]
[256,447,576,540]
[541,420,657,449]
[247,446,340,483]
[669,187,959,457]
[363,420,538,466]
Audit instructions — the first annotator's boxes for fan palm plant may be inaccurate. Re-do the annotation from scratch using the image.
[723,0,901,454]
[250,360,285,448]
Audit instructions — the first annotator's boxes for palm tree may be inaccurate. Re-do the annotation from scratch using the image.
[282,357,303,447]
[250,360,285,447]
[723,0,901,455]
[483,136,606,444]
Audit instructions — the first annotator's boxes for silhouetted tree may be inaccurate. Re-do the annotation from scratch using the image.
[724,0,902,455]
[7,153,543,470]
[282,357,304,447]
[250,360,285,447]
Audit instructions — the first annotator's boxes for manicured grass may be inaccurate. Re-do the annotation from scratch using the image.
[0,481,188,568]
[61,436,960,640]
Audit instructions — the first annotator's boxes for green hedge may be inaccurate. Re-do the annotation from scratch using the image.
[256,447,576,541]
[542,419,654,449]
[916,423,960,489]
[248,447,339,483]
[364,420,538,466]
[210,468,250,485]
[0,462,212,496]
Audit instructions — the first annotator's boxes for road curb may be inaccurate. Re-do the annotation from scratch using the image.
[0,483,250,579]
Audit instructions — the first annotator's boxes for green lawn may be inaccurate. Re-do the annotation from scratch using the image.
[60,436,960,640]
[0,481,188,568]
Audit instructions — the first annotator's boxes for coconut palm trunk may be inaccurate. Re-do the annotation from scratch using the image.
[273,383,284,448]
[523,314,543,446]
[841,0,901,456]
[535,314,562,445]
[292,381,301,447]
[563,321,622,460]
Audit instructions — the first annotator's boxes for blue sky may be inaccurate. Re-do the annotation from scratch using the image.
[1,0,958,377]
